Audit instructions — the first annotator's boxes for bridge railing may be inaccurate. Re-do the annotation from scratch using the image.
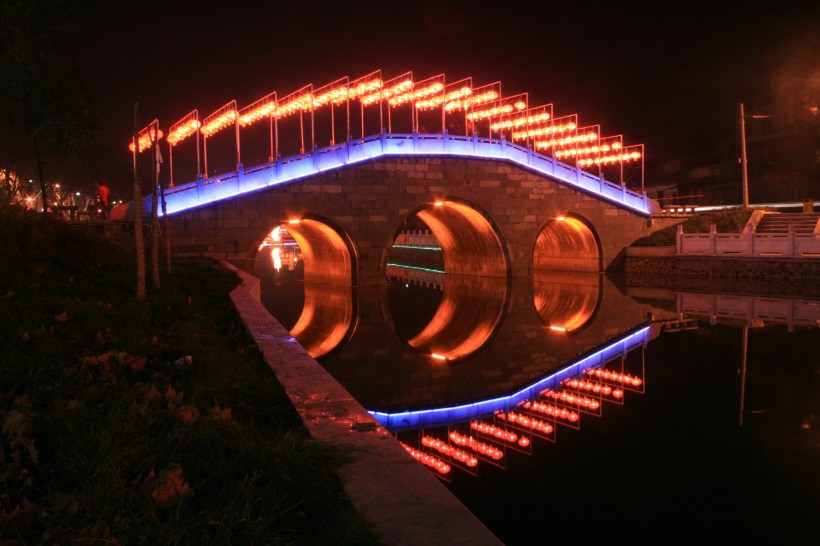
[144,132,650,217]
[677,224,820,257]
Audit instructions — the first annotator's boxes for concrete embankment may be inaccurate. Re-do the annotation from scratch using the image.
[223,262,504,546]
[622,247,820,298]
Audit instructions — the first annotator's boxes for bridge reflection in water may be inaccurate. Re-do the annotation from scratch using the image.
[250,246,820,542]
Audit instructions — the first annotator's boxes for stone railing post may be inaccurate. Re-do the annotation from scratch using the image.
[788,224,795,257]
[676,224,683,254]
[710,224,717,255]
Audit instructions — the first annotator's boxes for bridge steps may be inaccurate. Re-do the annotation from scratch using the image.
[755,212,820,234]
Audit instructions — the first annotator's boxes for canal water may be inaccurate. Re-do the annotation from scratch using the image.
[248,240,820,543]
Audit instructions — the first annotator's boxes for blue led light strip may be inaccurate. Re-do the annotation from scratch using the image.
[368,325,651,431]
[147,133,650,216]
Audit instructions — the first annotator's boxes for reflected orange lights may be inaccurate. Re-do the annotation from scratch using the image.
[288,219,301,224]
[431,353,447,361]
[470,421,518,443]
[421,436,479,467]
[585,368,643,387]
[401,442,451,475]
[496,412,554,435]
[565,378,624,399]
[522,401,580,422]
[540,389,601,411]
[549,326,567,332]
[449,431,504,460]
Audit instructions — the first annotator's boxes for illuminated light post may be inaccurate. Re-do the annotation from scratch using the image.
[436,77,472,134]
[348,70,383,139]
[313,76,349,146]
[366,72,413,133]
[276,85,313,154]
[127,119,164,284]
[238,93,277,161]
[200,101,239,178]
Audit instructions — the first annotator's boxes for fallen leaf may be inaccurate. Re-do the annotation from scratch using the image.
[145,384,162,402]
[178,405,200,424]
[150,465,194,506]
[54,311,68,322]
[208,405,233,423]
[164,385,177,401]
[129,356,147,372]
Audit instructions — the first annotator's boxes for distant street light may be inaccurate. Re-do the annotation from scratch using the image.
[739,102,773,208]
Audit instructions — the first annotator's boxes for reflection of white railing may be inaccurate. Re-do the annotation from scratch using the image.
[677,225,820,257]
[677,292,820,330]
[386,263,444,290]
[397,229,439,247]
[145,132,650,216]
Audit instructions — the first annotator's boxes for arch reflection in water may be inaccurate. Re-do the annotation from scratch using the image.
[386,265,509,362]
[533,270,602,333]
[289,283,357,360]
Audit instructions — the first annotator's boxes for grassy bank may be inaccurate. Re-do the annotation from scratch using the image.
[0,204,378,545]
[632,207,753,246]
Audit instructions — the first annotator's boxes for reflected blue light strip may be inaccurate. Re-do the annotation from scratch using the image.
[146,133,650,216]
[368,325,650,431]
[386,262,445,274]
[392,244,442,251]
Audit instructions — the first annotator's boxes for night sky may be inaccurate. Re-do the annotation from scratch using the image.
[72,1,820,199]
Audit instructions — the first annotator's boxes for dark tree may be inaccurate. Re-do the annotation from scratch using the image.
[0,0,96,214]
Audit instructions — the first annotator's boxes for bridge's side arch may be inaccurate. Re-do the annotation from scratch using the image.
[279,214,358,286]
[532,213,602,272]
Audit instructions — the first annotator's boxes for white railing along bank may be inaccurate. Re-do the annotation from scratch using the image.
[144,132,651,217]
[677,224,820,258]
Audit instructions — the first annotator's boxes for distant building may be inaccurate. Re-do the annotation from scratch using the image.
[646,85,820,209]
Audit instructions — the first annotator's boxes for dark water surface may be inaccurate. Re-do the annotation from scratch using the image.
[249,248,820,543]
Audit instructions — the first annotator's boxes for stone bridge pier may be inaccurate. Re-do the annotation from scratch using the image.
[165,155,658,286]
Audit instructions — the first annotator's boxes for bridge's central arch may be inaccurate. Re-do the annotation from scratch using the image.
[414,198,508,278]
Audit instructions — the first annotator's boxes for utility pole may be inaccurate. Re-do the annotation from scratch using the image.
[739,102,773,209]
[739,102,749,208]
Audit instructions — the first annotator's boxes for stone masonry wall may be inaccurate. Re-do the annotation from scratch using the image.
[158,156,664,285]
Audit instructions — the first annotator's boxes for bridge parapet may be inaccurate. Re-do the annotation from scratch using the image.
[141,133,651,218]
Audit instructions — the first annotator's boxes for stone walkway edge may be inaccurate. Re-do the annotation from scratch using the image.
[223,262,504,546]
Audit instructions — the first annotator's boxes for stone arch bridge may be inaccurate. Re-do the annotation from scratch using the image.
[132,133,669,286]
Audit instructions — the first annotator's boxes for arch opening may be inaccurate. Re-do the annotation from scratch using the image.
[253,216,358,360]
[533,215,601,272]
[385,199,510,362]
